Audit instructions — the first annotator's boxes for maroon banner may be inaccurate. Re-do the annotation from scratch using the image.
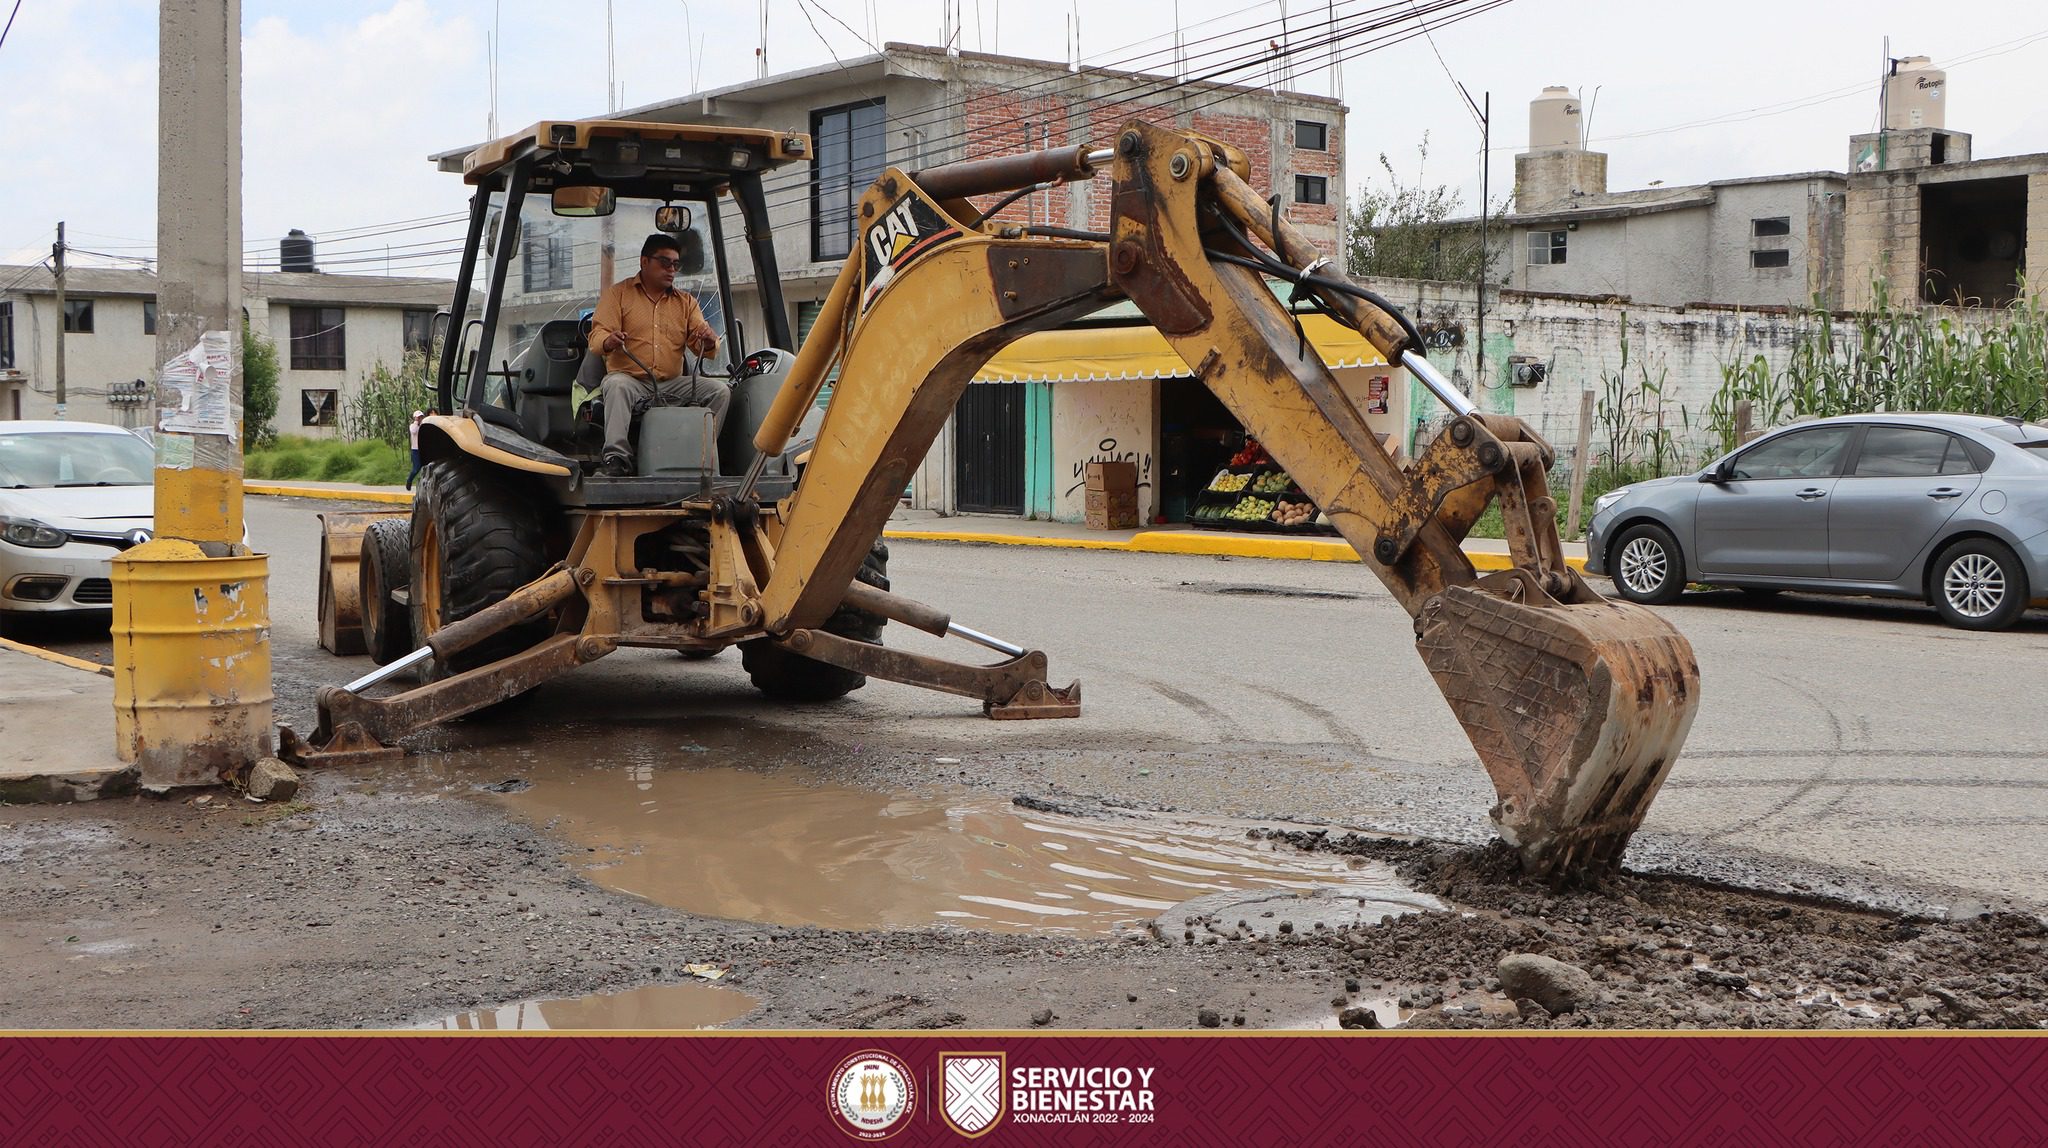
[3,1034,2046,1145]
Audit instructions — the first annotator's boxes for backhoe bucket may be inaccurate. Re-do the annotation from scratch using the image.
[315,510,410,656]
[1415,584,1700,881]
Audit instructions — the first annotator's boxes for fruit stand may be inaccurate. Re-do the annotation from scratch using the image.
[1185,439,1336,534]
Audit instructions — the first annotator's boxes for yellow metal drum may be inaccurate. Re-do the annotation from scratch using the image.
[110,539,273,789]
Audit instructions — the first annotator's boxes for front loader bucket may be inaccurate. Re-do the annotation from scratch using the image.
[315,510,410,655]
[1415,584,1700,881]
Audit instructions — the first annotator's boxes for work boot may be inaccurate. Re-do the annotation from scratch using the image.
[598,456,634,478]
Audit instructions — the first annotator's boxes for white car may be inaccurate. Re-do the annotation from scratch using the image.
[0,421,157,622]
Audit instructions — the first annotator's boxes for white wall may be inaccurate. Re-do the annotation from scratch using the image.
[10,294,159,425]
[1050,379,1157,523]
[259,302,420,439]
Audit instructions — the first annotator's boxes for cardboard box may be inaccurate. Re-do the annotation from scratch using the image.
[1083,461,1140,529]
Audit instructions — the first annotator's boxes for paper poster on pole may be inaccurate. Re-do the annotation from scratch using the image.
[157,330,237,440]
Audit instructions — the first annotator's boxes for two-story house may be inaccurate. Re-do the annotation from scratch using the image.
[0,249,451,437]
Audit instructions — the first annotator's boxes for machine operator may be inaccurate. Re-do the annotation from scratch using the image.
[589,233,726,477]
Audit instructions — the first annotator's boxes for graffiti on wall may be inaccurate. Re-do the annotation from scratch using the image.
[1064,436,1154,498]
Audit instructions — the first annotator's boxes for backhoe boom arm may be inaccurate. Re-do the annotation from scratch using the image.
[756,121,1699,880]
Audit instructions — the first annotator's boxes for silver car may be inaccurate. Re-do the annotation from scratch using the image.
[0,421,157,625]
[1585,413,2048,630]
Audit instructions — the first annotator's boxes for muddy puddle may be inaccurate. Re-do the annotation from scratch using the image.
[414,982,757,1031]
[379,725,1442,936]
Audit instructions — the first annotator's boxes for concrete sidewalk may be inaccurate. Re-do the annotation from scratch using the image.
[0,640,135,803]
[245,480,1587,569]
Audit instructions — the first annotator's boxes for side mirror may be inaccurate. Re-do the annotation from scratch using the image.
[551,186,616,217]
[1699,463,1728,484]
[654,204,693,234]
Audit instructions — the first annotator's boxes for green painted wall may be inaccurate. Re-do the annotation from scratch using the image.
[1023,381,1054,519]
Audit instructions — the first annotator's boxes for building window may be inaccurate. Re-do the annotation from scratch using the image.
[300,388,339,427]
[0,302,12,369]
[1295,120,1328,151]
[522,222,574,292]
[1750,249,1791,269]
[143,300,157,335]
[403,309,435,355]
[811,99,887,263]
[1527,230,1568,266]
[63,298,94,333]
[1294,175,1328,205]
[290,306,346,371]
[1752,217,1791,238]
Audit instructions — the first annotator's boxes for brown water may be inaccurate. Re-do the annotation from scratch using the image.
[465,757,1440,935]
[415,982,757,1031]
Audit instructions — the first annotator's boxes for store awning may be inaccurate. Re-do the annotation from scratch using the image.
[970,313,1387,384]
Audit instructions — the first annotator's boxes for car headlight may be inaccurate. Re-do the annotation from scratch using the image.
[0,517,69,548]
[1593,488,1633,515]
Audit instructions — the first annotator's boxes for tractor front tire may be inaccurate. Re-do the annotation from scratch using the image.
[742,541,889,703]
[409,456,551,678]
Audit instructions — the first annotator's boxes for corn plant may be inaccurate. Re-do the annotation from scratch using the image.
[1709,275,2048,432]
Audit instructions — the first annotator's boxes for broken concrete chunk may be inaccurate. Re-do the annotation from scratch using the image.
[1497,953,1596,1015]
[244,758,300,802]
[1337,1006,1382,1030]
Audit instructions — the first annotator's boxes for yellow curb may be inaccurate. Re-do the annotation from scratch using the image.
[0,636,115,678]
[245,482,413,504]
[883,527,1586,571]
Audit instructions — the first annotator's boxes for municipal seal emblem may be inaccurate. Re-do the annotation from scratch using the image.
[827,1049,916,1141]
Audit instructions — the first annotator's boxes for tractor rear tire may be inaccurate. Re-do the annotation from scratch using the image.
[359,517,414,666]
[409,456,551,679]
[742,541,889,703]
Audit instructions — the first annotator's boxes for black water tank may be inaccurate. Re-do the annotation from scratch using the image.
[280,229,316,273]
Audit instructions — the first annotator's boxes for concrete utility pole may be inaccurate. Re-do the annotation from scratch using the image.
[111,0,274,790]
[52,222,65,419]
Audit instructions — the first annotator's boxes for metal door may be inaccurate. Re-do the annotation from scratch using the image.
[1694,425,1855,578]
[954,383,1026,514]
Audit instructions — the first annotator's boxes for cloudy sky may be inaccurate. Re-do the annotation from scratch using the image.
[2,0,2043,278]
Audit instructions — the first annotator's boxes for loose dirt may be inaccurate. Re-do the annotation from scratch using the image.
[4,757,2041,1031]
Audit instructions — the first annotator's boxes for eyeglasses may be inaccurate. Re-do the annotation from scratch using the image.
[646,255,681,270]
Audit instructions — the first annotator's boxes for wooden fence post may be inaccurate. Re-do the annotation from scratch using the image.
[1565,388,1596,540]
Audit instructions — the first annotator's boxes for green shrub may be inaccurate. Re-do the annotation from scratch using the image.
[317,450,358,480]
[242,435,408,487]
[263,450,313,480]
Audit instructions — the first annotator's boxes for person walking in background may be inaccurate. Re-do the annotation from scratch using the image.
[407,410,424,489]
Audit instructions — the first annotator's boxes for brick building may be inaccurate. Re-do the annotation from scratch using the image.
[438,42,1348,522]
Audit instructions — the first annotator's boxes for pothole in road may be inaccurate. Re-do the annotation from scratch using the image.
[413,981,757,1031]
[439,753,1438,937]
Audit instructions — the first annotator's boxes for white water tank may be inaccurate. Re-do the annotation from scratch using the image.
[1528,86,1582,151]
[1886,56,1946,130]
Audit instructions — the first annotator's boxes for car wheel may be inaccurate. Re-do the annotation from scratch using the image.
[1929,538,2029,631]
[1609,523,1685,605]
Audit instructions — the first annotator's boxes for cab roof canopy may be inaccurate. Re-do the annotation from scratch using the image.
[458,119,812,201]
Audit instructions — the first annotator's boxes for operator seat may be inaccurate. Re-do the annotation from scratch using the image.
[516,318,588,449]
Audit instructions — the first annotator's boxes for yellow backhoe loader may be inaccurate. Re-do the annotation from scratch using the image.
[283,117,1699,881]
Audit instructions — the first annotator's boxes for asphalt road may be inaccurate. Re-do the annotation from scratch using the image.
[37,496,2048,915]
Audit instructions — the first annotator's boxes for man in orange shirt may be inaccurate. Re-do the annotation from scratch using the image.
[588,233,727,476]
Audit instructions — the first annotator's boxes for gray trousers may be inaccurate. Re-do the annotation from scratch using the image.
[599,370,731,463]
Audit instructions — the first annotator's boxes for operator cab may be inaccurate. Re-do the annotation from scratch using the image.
[434,119,818,507]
